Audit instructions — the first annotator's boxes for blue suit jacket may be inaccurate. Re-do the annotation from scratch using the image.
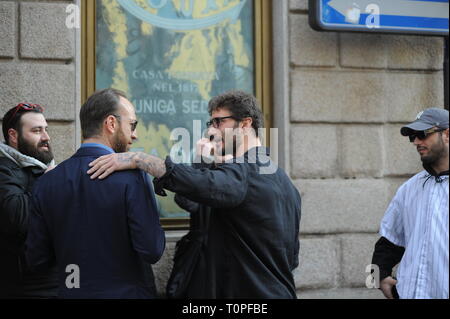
[25,146,165,298]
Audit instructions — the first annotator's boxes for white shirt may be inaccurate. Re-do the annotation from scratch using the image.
[380,170,449,299]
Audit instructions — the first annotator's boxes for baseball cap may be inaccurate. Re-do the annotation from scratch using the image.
[400,108,449,136]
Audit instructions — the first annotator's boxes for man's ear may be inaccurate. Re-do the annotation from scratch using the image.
[8,128,18,146]
[104,115,117,134]
[241,117,255,136]
[241,117,253,129]
[443,128,449,144]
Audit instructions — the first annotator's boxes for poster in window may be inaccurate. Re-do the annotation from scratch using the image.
[96,0,255,217]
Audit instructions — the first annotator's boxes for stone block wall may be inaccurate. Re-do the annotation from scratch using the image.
[0,0,77,164]
[288,0,444,298]
[0,0,445,300]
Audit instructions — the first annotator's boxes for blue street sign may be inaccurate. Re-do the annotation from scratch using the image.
[309,0,449,36]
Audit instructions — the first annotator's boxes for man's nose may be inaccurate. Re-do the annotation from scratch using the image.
[412,136,421,145]
[132,130,138,140]
[42,130,50,141]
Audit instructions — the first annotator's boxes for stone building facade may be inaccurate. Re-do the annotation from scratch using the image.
[0,0,445,298]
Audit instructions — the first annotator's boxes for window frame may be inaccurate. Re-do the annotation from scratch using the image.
[81,0,272,229]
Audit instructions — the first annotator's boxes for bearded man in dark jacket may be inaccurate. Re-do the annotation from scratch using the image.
[0,103,58,298]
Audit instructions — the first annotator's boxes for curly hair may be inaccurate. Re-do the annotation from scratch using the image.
[208,90,264,136]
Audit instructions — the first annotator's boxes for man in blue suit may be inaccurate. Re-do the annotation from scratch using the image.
[25,88,165,298]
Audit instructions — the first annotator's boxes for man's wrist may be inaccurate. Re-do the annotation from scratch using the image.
[117,152,137,169]
[133,152,145,169]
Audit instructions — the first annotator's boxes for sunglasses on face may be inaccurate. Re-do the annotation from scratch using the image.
[111,114,138,132]
[6,103,44,126]
[409,127,445,142]
[206,116,239,128]
[130,120,138,132]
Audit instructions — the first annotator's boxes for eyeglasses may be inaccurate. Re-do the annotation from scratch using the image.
[111,114,138,132]
[206,116,238,128]
[130,120,138,132]
[408,127,445,142]
[6,103,44,126]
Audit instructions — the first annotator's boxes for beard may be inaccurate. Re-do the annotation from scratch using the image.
[420,137,447,167]
[220,123,242,156]
[18,134,54,165]
[221,136,238,156]
[112,129,129,153]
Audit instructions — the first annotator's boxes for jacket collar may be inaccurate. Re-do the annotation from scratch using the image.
[243,146,270,161]
[0,142,52,170]
[223,146,270,164]
[72,145,115,158]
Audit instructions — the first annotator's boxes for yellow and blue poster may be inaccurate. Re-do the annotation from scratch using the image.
[96,0,255,217]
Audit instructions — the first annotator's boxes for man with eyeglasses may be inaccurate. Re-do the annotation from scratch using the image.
[24,88,165,298]
[87,90,301,299]
[0,103,58,298]
[372,107,449,299]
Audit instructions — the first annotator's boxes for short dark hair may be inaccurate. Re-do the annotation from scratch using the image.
[208,90,264,136]
[80,88,127,139]
[2,104,44,145]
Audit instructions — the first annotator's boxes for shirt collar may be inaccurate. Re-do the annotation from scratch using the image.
[80,143,115,154]
[421,163,449,186]
[422,162,449,177]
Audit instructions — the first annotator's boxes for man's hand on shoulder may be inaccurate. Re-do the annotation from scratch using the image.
[88,152,167,179]
[87,152,138,179]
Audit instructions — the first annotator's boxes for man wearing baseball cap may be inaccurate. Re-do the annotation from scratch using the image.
[372,107,449,299]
